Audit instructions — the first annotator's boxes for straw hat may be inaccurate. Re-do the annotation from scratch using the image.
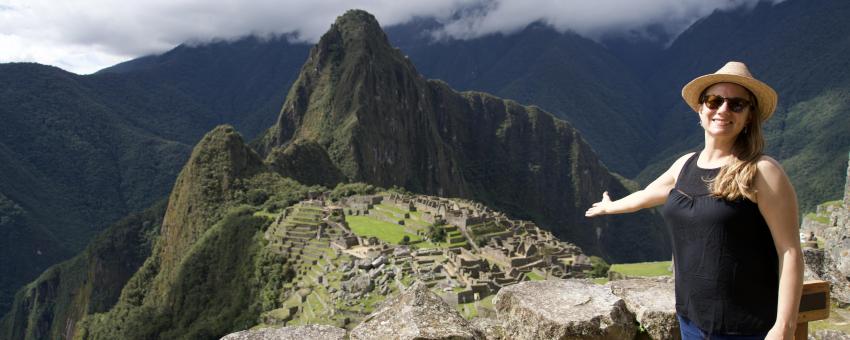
[682,61,777,122]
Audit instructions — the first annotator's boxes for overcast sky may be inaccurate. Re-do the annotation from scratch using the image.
[0,0,782,75]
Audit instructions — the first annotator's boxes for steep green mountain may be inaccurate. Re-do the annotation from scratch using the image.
[97,36,312,139]
[2,125,320,339]
[0,63,194,316]
[76,127,316,339]
[258,10,669,262]
[637,0,850,213]
[0,37,310,317]
[386,22,657,177]
[0,201,165,340]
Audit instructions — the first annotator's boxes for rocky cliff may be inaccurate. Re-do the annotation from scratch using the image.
[258,9,669,262]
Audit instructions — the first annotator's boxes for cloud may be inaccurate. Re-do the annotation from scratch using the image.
[0,0,783,74]
[432,0,784,42]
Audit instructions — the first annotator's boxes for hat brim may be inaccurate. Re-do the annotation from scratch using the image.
[682,74,777,122]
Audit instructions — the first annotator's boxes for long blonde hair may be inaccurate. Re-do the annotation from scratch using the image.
[708,88,764,201]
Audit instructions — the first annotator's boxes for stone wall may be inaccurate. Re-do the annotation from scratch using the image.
[805,152,850,305]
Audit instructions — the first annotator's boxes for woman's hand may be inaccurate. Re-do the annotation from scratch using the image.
[584,152,689,218]
[764,323,794,340]
[585,191,612,217]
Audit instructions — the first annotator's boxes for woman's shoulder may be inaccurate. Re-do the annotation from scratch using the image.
[753,155,795,205]
[677,152,698,163]
[671,152,697,169]
[755,155,786,176]
[662,152,697,182]
[754,155,792,191]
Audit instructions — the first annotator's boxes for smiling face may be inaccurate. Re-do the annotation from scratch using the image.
[698,82,753,140]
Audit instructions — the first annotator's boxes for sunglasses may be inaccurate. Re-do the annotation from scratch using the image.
[700,94,753,113]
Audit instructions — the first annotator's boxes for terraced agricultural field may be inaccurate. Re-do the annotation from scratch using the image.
[346,216,422,244]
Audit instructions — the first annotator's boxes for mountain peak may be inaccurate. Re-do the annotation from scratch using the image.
[334,9,383,37]
[258,9,422,157]
[312,9,396,70]
[158,125,263,277]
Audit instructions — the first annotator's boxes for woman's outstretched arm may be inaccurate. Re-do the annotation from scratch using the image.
[585,153,694,217]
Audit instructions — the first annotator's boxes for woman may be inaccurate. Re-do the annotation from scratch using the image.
[586,61,803,340]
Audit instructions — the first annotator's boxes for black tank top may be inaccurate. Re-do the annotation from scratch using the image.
[661,152,779,334]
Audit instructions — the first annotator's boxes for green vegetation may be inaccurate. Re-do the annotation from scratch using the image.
[804,199,846,225]
[0,202,167,340]
[609,261,673,277]
[426,224,447,243]
[592,278,610,285]
[346,216,422,245]
[0,36,312,316]
[456,295,495,319]
[410,240,438,249]
[823,200,844,208]
[329,182,377,201]
[810,302,850,335]
[19,126,319,339]
[0,64,195,317]
[525,271,545,281]
[588,256,611,278]
[376,203,405,215]
[806,212,831,225]
[772,89,850,214]
[76,206,278,340]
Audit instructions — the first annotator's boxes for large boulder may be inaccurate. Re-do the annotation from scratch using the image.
[805,248,828,280]
[811,329,850,340]
[801,246,850,308]
[220,324,346,340]
[470,317,508,340]
[350,281,482,340]
[609,277,680,340]
[493,279,636,340]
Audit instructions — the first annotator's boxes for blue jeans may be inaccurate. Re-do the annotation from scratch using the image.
[678,314,768,340]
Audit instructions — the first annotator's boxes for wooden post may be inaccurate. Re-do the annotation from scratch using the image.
[795,322,808,340]
[796,280,830,339]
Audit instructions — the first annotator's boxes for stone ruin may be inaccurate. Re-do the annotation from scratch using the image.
[350,193,594,303]
[804,152,850,305]
[256,191,602,329]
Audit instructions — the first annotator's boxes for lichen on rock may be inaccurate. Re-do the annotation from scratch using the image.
[220,324,346,340]
[609,277,679,340]
[350,281,483,340]
[493,279,636,340]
